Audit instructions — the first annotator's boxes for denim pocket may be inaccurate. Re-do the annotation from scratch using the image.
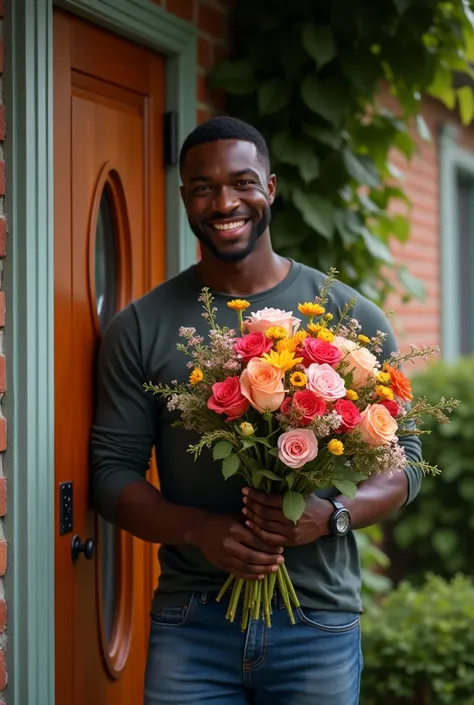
[296,608,360,633]
[150,594,196,627]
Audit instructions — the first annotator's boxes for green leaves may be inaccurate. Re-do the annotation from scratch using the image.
[258,78,291,115]
[213,441,233,460]
[283,491,306,524]
[292,190,335,240]
[222,454,240,480]
[333,479,357,499]
[210,0,474,305]
[302,24,336,68]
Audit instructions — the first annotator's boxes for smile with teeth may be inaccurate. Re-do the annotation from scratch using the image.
[212,220,247,232]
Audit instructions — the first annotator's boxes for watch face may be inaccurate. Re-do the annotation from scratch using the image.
[335,510,351,535]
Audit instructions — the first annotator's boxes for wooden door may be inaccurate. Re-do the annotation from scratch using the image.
[53,11,165,705]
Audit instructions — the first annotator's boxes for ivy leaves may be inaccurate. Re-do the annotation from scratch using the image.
[210,0,474,305]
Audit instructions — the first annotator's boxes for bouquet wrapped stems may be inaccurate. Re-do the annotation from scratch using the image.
[216,562,300,631]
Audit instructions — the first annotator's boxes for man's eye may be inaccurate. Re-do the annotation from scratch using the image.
[236,180,255,187]
[193,185,211,193]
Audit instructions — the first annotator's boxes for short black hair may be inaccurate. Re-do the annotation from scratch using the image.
[179,116,270,171]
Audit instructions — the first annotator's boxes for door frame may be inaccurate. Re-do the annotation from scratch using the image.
[4,1,197,703]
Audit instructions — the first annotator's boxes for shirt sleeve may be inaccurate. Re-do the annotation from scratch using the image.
[90,304,155,523]
[355,298,423,506]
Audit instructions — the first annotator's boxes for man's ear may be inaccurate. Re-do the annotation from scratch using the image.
[267,174,276,205]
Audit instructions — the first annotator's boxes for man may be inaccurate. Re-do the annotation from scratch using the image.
[91,116,422,705]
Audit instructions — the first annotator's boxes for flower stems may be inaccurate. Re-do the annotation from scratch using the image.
[218,564,299,631]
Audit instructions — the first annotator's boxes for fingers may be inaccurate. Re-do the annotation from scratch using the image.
[243,488,284,509]
[222,537,284,580]
[231,522,283,554]
[244,520,289,547]
[244,508,293,539]
[243,496,289,525]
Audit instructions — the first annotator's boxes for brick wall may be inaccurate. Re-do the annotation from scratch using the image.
[0,0,7,701]
[153,0,232,122]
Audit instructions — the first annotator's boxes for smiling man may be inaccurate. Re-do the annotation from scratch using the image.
[91,116,423,705]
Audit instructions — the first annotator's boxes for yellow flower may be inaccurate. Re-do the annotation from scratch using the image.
[298,302,326,317]
[262,349,303,373]
[239,422,255,437]
[227,299,251,311]
[265,326,288,341]
[357,334,371,345]
[189,368,204,385]
[317,329,335,343]
[376,384,394,401]
[289,371,307,387]
[276,330,307,353]
[328,439,344,456]
[376,371,391,385]
[307,323,323,337]
[346,389,359,401]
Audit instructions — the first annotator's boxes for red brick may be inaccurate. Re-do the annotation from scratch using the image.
[0,218,6,258]
[0,419,6,453]
[0,599,7,633]
[0,541,7,577]
[167,0,195,21]
[0,39,3,74]
[0,357,6,393]
[0,163,5,197]
[0,650,6,691]
[0,478,7,517]
[0,292,5,328]
[198,2,225,38]
[0,106,5,142]
[198,36,212,70]
[198,109,212,124]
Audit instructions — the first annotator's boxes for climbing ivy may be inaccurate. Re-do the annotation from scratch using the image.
[210,0,474,304]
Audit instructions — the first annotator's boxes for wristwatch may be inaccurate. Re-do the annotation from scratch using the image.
[325,498,352,538]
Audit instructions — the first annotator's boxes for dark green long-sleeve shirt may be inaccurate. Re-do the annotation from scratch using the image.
[91,260,422,612]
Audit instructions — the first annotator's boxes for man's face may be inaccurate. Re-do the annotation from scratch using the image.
[180,139,276,263]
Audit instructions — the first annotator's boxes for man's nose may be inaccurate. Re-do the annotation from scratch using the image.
[211,186,240,213]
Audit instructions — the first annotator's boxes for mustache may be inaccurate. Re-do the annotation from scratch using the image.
[206,212,251,223]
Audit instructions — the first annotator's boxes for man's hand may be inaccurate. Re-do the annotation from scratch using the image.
[242,489,333,547]
[189,514,284,580]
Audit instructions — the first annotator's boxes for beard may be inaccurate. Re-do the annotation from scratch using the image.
[189,207,272,263]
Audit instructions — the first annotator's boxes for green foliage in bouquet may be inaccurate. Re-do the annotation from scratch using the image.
[388,355,474,583]
[360,574,474,705]
[210,0,474,304]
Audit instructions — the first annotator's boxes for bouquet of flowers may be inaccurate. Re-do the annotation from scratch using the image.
[145,269,458,631]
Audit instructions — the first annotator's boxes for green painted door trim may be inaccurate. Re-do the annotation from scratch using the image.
[439,123,474,362]
[3,1,197,703]
[3,1,55,704]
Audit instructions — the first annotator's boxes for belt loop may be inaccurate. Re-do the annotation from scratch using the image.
[199,592,209,604]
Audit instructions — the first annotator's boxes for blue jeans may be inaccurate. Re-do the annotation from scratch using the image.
[144,591,362,704]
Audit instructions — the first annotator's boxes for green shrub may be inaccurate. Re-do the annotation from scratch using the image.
[387,355,474,583]
[356,525,392,606]
[361,574,474,705]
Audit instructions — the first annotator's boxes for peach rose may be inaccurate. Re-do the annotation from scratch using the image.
[345,347,378,387]
[358,404,398,447]
[245,307,301,336]
[240,358,286,413]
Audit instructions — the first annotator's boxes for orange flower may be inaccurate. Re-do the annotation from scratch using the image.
[385,365,413,402]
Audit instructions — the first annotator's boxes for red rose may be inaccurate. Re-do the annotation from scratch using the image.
[378,400,399,417]
[207,377,249,421]
[234,332,273,362]
[300,337,343,369]
[335,399,361,433]
[292,390,326,425]
[280,397,293,415]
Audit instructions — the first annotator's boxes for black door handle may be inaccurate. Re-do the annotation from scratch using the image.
[71,534,95,561]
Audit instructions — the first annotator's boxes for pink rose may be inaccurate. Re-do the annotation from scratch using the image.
[282,390,326,425]
[378,400,399,418]
[240,358,286,413]
[245,307,301,336]
[306,363,346,402]
[333,336,357,354]
[300,337,343,369]
[358,404,398,447]
[345,347,378,387]
[277,429,319,469]
[207,376,249,421]
[334,399,361,433]
[233,332,273,362]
